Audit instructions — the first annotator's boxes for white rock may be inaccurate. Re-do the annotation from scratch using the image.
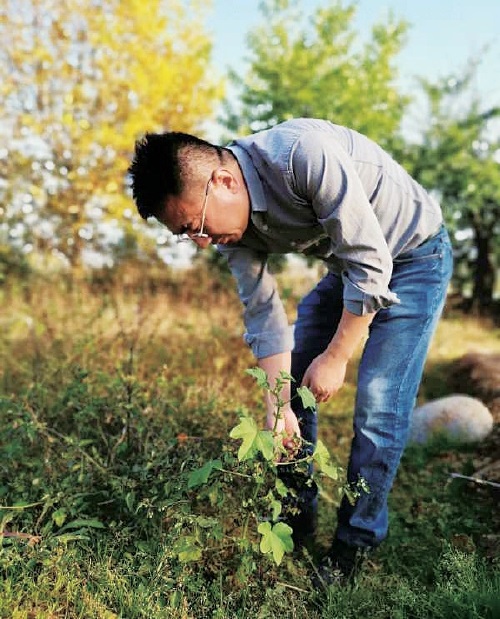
[409,395,494,444]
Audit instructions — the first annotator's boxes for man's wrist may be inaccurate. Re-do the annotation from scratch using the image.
[324,342,351,362]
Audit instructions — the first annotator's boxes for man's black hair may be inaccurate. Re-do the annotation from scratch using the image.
[128,131,222,220]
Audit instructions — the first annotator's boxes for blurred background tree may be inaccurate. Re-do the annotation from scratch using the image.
[0,0,223,274]
[214,0,411,275]
[397,61,500,313]
[0,0,498,313]
[219,1,499,310]
[221,0,409,149]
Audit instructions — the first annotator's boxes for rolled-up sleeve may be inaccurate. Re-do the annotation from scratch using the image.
[342,272,399,315]
[217,245,294,358]
[291,131,400,315]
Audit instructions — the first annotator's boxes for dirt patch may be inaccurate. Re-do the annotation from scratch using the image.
[449,352,500,485]
[449,352,500,421]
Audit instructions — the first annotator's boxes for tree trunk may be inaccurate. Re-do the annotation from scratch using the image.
[472,225,495,312]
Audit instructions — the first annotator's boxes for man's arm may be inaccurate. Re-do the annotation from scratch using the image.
[217,245,294,358]
[291,130,400,316]
[301,308,374,402]
[258,307,374,442]
[217,245,299,444]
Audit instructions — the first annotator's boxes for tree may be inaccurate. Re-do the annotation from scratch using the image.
[212,0,409,275]
[221,0,409,149]
[399,62,500,312]
[0,0,223,270]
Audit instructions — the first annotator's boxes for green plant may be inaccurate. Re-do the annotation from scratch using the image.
[180,368,367,576]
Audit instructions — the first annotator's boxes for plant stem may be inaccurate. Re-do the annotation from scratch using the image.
[0,497,49,510]
[241,477,263,542]
[219,468,253,480]
[450,473,500,489]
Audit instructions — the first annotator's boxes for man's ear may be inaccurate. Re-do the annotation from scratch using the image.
[212,167,239,193]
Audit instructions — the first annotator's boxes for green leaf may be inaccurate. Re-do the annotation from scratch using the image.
[313,439,339,480]
[296,386,317,410]
[245,367,270,389]
[52,508,67,528]
[55,533,90,544]
[229,416,274,461]
[229,416,258,460]
[258,521,294,565]
[270,499,282,521]
[174,536,202,562]
[125,491,135,512]
[323,465,341,481]
[195,516,219,528]
[77,439,94,447]
[60,518,105,531]
[275,478,289,498]
[278,370,295,382]
[255,430,275,461]
[187,459,222,489]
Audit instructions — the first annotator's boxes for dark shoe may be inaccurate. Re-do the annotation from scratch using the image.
[312,539,366,588]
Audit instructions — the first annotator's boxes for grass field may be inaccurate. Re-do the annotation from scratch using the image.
[1,268,499,618]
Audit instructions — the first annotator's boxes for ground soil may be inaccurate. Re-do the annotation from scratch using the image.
[447,352,500,560]
[448,352,500,475]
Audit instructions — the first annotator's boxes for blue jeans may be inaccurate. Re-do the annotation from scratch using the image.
[288,225,453,548]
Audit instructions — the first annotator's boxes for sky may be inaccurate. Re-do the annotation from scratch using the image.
[207,0,500,139]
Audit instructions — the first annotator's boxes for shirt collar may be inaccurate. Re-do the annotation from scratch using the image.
[227,143,268,213]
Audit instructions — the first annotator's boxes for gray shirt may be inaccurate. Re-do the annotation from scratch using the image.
[218,118,443,359]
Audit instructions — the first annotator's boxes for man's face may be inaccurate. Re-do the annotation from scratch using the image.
[158,169,250,249]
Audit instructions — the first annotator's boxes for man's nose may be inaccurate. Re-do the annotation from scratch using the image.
[192,236,212,249]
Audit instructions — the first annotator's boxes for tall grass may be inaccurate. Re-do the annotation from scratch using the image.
[1,269,499,618]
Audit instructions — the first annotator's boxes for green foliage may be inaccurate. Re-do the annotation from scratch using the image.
[258,521,294,565]
[222,0,409,148]
[319,548,500,619]
[245,366,271,389]
[188,459,223,489]
[0,244,32,285]
[177,368,347,573]
[297,385,317,411]
[229,414,275,461]
[313,440,339,480]
[396,58,500,309]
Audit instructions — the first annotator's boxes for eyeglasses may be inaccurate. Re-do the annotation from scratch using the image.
[176,178,212,243]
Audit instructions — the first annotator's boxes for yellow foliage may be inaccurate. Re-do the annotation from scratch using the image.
[1,0,224,264]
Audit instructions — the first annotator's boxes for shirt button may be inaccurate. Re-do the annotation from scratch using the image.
[262,224,269,231]
[290,241,297,247]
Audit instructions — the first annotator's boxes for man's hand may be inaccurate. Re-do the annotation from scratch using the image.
[301,350,347,403]
[267,405,301,453]
[301,308,374,402]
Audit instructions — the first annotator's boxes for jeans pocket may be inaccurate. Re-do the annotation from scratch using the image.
[394,242,443,264]
[393,250,442,264]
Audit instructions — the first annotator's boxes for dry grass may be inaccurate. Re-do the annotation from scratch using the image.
[3,269,498,437]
